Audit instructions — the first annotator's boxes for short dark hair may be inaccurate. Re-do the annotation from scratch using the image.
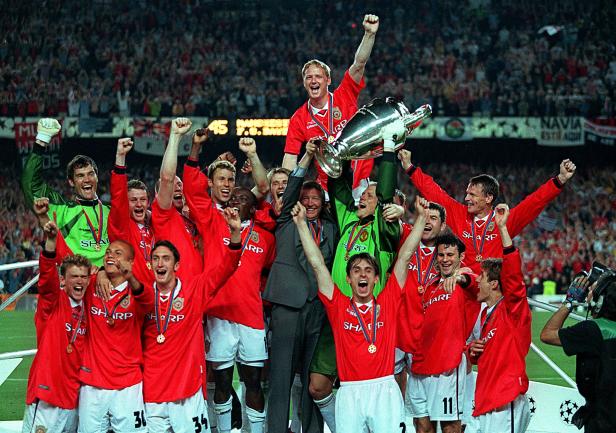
[233,186,257,208]
[152,240,180,264]
[66,155,98,180]
[127,179,148,194]
[594,272,616,320]
[108,239,135,261]
[429,202,446,223]
[469,174,499,202]
[435,232,466,254]
[60,254,92,276]
[481,258,503,287]
[346,253,380,277]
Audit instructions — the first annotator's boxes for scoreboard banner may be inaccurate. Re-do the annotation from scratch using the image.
[1,116,612,146]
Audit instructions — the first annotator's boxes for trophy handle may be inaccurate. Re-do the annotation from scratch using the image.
[314,139,343,178]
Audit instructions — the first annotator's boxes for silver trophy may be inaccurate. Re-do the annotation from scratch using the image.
[315,98,432,178]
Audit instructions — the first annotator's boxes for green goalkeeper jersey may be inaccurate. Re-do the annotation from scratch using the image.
[21,148,110,266]
[328,153,400,297]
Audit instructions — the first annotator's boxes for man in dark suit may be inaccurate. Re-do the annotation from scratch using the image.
[264,139,338,433]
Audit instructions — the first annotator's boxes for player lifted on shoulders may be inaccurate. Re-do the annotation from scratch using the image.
[283,14,380,200]
[292,196,430,433]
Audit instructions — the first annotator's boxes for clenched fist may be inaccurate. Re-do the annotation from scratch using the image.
[36,118,61,144]
[116,138,134,156]
[363,14,379,34]
[171,118,192,136]
[239,137,257,156]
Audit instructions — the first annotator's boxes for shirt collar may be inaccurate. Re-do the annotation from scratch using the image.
[69,298,83,308]
[310,100,329,114]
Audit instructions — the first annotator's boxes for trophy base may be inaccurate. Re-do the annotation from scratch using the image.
[315,141,342,178]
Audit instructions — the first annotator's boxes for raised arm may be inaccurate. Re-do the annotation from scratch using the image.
[35,199,62,319]
[507,159,576,237]
[238,137,269,199]
[393,196,429,287]
[158,118,192,210]
[108,138,134,242]
[292,202,334,299]
[21,118,65,208]
[348,14,379,84]
[278,140,317,224]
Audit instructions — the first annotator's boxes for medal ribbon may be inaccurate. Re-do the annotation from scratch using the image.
[308,92,334,140]
[154,284,176,338]
[415,249,437,286]
[68,304,85,346]
[471,210,495,258]
[103,292,129,321]
[346,221,371,258]
[240,219,255,256]
[140,225,155,262]
[82,200,104,247]
[350,300,377,347]
[421,274,445,308]
[309,219,323,245]
[480,296,505,337]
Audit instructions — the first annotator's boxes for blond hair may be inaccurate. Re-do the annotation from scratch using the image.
[302,59,331,79]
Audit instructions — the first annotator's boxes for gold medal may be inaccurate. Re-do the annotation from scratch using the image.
[146,262,152,270]
[106,317,115,327]
[156,334,166,344]
[476,254,483,262]
[368,344,377,354]
[417,285,424,294]
[327,135,335,144]
[66,343,73,354]
[344,253,350,261]
[95,243,101,251]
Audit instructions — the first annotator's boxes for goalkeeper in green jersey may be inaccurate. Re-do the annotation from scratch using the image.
[21,118,110,266]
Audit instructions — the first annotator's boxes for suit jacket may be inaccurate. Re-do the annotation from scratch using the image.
[263,171,338,309]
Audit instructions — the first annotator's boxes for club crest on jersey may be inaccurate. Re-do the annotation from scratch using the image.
[487,221,495,231]
[35,426,48,433]
[359,231,369,242]
[333,106,342,120]
[172,297,184,311]
[251,231,260,243]
[120,295,131,309]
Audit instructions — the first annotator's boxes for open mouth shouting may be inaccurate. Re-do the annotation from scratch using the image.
[358,279,369,289]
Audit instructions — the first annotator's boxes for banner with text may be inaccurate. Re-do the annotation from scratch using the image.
[537,117,584,146]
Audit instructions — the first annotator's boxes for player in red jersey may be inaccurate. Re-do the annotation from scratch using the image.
[398,149,576,274]
[108,137,154,273]
[282,14,380,200]
[204,187,275,433]
[79,239,151,433]
[395,202,446,393]
[408,232,478,433]
[467,204,531,433]
[133,207,242,432]
[152,117,203,280]
[22,199,91,433]
[291,196,429,433]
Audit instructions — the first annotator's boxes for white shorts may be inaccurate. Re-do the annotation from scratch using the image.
[463,371,479,431]
[336,375,405,433]
[206,316,267,368]
[145,388,210,433]
[22,400,77,433]
[394,348,408,375]
[78,382,146,433]
[407,353,466,421]
[477,394,530,433]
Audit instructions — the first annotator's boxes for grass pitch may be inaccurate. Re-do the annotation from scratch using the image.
[0,310,580,421]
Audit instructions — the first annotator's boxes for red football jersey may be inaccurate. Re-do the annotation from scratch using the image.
[285,70,373,191]
[207,223,275,329]
[150,199,202,280]
[108,167,155,273]
[79,280,150,390]
[397,243,438,354]
[320,276,403,382]
[411,273,478,375]
[26,253,88,409]
[136,246,241,403]
[472,248,531,416]
[408,166,563,274]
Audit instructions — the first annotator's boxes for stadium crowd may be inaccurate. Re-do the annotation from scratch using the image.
[1,0,615,119]
[3,162,614,296]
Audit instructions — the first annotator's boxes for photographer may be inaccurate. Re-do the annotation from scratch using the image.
[540,269,616,432]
